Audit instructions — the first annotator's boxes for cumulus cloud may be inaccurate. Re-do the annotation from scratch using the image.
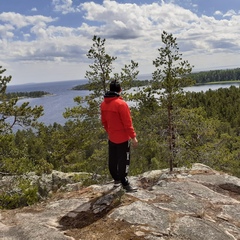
[2,36,88,66]
[52,0,81,14]
[80,1,199,40]
[0,23,15,39]
[80,1,143,39]
[17,43,86,62]
[223,10,236,17]
[214,10,223,16]
[0,12,55,29]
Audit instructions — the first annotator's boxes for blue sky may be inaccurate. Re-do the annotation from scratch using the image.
[0,0,240,85]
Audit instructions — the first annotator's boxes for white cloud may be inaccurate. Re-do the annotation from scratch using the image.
[80,1,145,38]
[80,1,199,39]
[223,10,236,17]
[0,12,55,29]
[214,10,223,16]
[0,24,15,39]
[113,20,127,29]
[52,0,81,14]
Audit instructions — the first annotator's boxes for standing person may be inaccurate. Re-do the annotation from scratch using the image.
[100,80,138,192]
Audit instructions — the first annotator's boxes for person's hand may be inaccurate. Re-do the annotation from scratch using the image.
[132,137,138,148]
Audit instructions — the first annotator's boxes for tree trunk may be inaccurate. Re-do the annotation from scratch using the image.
[168,104,175,172]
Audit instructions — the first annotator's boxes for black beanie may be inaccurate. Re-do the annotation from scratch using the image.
[110,80,121,92]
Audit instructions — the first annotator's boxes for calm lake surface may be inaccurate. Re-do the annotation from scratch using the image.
[6,80,240,126]
[7,80,88,126]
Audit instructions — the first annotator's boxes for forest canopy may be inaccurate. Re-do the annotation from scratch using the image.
[189,68,240,84]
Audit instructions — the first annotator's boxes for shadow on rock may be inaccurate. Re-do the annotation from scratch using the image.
[59,187,124,230]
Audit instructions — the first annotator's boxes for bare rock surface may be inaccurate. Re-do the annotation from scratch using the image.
[1,163,240,240]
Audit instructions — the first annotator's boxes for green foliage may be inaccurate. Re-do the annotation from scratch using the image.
[114,60,139,91]
[0,66,11,94]
[0,66,44,134]
[0,127,54,175]
[0,134,16,158]
[184,86,240,129]
[129,101,167,174]
[0,133,36,174]
[1,157,35,175]
[85,35,117,96]
[85,141,109,180]
[0,178,39,209]
[1,156,53,176]
[174,108,220,165]
[34,158,53,175]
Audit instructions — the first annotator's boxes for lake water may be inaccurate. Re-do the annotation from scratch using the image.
[7,79,89,126]
[6,80,240,126]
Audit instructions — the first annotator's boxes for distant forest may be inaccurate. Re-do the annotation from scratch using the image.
[72,68,240,90]
[189,67,240,84]
[3,91,51,100]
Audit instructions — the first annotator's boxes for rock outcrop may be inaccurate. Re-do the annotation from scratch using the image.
[1,163,240,240]
[0,170,95,201]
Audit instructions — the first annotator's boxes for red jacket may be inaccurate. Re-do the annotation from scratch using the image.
[100,92,136,144]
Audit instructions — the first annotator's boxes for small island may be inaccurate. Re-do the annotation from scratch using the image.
[4,91,52,100]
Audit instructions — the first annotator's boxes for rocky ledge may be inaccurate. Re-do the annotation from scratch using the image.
[0,163,240,240]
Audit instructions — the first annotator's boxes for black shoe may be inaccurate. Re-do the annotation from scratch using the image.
[113,180,121,188]
[123,184,138,192]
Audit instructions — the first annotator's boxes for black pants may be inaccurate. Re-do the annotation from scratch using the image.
[108,140,130,186]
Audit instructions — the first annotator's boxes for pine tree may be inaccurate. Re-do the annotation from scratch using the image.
[0,66,44,134]
[63,36,139,176]
[152,31,194,171]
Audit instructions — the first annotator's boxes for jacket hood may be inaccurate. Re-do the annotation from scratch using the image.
[104,91,120,98]
[103,91,121,103]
